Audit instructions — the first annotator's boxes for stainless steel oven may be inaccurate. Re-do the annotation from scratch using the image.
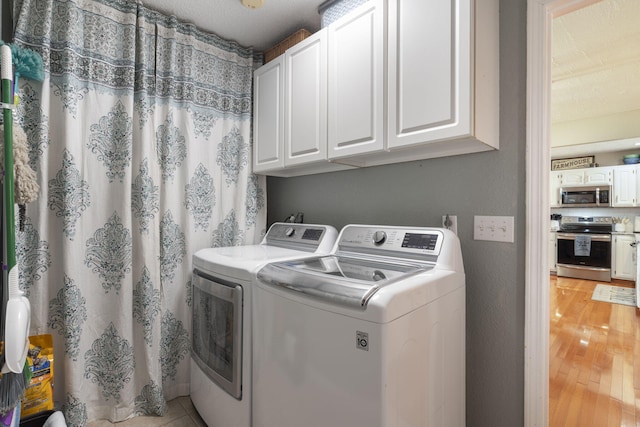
[555,216,612,282]
[192,269,243,399]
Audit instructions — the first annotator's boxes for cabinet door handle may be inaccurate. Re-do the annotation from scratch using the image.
[631,242,637,248]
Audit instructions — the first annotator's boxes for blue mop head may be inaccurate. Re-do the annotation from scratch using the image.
[0,41,44,82]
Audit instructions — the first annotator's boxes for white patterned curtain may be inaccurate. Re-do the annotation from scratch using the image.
[10,0,266,424]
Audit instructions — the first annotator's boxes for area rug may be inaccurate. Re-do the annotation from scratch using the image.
[591,284,637,307]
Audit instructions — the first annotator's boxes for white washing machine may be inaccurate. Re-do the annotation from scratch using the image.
[190,222,338,427]
[252,224,466,427]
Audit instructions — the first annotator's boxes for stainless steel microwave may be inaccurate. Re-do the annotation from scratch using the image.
[560,185,611,207]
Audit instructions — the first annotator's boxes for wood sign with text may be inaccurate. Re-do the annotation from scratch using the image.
[551,156,595,171]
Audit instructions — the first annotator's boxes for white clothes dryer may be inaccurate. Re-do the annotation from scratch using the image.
[190,222,338,427]
[253,224,465,427]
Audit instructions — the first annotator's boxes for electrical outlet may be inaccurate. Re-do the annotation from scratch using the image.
[474,215,514,242]
[442,215,458,235]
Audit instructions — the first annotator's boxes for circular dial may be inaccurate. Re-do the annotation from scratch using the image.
[372,231,387,245]
[285,227,295,237]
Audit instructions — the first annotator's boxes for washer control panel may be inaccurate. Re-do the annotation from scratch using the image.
[337,225,444,257]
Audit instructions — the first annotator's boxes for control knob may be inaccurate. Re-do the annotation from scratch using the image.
[285,227,295,237]
[372,231,387,245]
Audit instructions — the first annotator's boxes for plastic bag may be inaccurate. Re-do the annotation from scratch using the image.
[20,335,54,418]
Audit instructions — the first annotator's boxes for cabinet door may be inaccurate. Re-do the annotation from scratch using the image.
[253,57,285,172]
[613,234,635,280]
[612,165,636,207]
[560,170,584,186]
[584,167,612,185]
[285,30,328,167]
[550,172,562,207]
[327,0,385,159]
[387,0,472,148]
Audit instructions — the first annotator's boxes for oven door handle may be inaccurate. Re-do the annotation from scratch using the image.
[556,233,611,242]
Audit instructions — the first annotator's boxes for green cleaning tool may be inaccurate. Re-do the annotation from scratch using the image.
[0,42,30,414]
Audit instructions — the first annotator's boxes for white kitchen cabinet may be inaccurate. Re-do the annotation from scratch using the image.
[253,0,500,176]
[549,232,556,273]
[253,30,355,176]
[327,0,385,160]
[285,29,328,167]
[559,169,584,186]
[253,57,285,173]
[555,166,612,187]
[550,171,562,207]
[612,234,636,280]
[385,0,499,159]
[584,167,612,185]
[612,164,636,207]
[337,0,499,167]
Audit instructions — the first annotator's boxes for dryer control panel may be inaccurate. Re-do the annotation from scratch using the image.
[264,223,338,252]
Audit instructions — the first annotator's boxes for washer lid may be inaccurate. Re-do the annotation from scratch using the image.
[193,245,313,279]
[256,255,432,309]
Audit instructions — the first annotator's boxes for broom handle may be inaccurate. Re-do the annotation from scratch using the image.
[2,44,15,272]
[2,98,15,273]
[1,45,15,344]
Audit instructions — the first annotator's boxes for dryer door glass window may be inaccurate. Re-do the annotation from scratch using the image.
[192,270,243,399]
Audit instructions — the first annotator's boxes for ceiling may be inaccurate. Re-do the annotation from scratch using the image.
[551,0,640,152]
[552,0,640,124]
[140,0,325,52]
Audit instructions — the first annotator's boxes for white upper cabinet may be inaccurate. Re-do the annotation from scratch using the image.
[556,166,612,187]
[584,167,612,185]
[559,170,584,186]
[382,0,499,163]
[327,0,385,160]
[388,0,499,150]
[253,30,355,176]
[389,0,464,144]
[252,0,499,176]
[253,57,285,173]
[285,29,328,166]
[549,164,636,207]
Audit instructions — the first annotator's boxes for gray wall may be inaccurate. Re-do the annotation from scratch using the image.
[266,0,527,425]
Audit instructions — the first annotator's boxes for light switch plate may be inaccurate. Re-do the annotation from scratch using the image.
[474,215,514,242]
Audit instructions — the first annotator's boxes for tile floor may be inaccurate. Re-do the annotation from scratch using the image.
[88,397,206,427]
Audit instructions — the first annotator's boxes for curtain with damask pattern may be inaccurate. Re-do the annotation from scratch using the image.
[10,0,266,424]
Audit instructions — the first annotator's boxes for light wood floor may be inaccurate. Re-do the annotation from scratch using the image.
[549,275,640,426]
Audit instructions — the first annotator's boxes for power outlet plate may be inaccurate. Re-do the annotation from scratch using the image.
[474,215,514,242]
[442,215,458,235]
